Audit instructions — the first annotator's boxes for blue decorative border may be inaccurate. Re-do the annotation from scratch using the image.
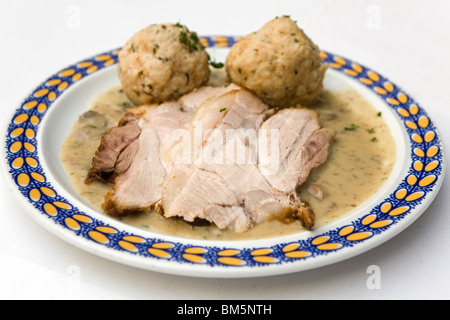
[3,37,445,270]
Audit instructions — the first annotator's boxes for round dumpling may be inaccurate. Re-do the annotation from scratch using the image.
[226,17,327,108]
[118,23,210,105]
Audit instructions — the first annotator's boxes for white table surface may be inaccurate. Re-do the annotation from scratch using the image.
[1,0,449,300]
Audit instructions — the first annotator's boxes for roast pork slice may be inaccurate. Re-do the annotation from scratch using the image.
[86,85,240,216]
[168,88,268,166]
[85,121,141,183]
[161,165,253,232]
[102,128,166,216]
[161,89,270,231]
[87,84,334,230]
[160,89,333,232]
[259,108,336,193]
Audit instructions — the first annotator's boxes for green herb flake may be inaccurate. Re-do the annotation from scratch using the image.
[210,60,224,68]
[377,112,382,117]
[206,52,224,69]
[118,102,132,108]
[367,128,375,134]
[371,137,378,142]
[345,124,360,131]
[220,108,227,113]
[177,23,203,53]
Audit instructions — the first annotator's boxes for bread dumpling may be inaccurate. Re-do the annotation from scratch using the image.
[118,23,210,106]
[226,17,327,108]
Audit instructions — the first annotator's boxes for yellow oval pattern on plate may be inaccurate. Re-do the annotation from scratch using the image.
[361,215,377,226]
[41,187,56,197]
[418,116,429,128]
[368,71,380,82]
[34,89,49,97]
[218,249,240,257]
[184,247,207,254]
[23,101,38,110]
[407,175,418,186]
[425,161,439,172]
[285,251,310,259]
[218,257,244,266]
[10,128,24,138]
[424,131,436,143]
[11,157,24,169]
[251,248,272,256]
[395,189,407,200]
[10,141,22,153]
[26,157,38,167]
[419,175,436,187]
[389,206,409,217]
[252,256,277,264]
[43,203,58,216]
[148,248,170,258]
[64,217,80,230]
[183,254,205,263]
[339,225,354,236]
[88,231,109,244]
[72,73,82,81]
[14,114,29,124]
[119,240,137,252]
[317,243,342,251]
[405,192,424,202]
[405,121,418,130]
[282,243,300,252]
[59,69,75,77]
[29,188,41,201]
[311,236,330,246]
[397,107,410,117]
[72,214,92,223]
[182,247,207,263]
[17,173,30,186]
[370,220,392,229]
[123,236,144,244]
[152,242,174,249]
[346,232,372,241]
[95,226,116,234]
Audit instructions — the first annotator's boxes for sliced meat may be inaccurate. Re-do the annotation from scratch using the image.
[161,165,252,232]
[85,121,141,183]
[88,85,334,231]
[160,90,334,232]
[86,85,240,216]
[168,88,268,167]
[161,89,270,232]
[103,129,166,216]
[259,108,335,193]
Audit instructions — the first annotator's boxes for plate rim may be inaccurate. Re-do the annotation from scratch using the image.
[1,36,446,278]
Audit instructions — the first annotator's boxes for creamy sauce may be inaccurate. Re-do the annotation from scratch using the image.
[61,70,396,241]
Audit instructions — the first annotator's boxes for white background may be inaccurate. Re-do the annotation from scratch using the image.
[1,0,449,300]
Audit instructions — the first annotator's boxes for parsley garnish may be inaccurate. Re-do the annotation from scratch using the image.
[210,60,224,68]
[118,102,132,107]
[206,53,224,69]
[176,23,203,52]
[220,108,227,113]
[345,124,360,131]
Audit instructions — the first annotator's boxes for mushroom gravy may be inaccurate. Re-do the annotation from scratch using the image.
[60,78,396,240]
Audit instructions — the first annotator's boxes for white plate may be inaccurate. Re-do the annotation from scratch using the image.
[1,37,446,278]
